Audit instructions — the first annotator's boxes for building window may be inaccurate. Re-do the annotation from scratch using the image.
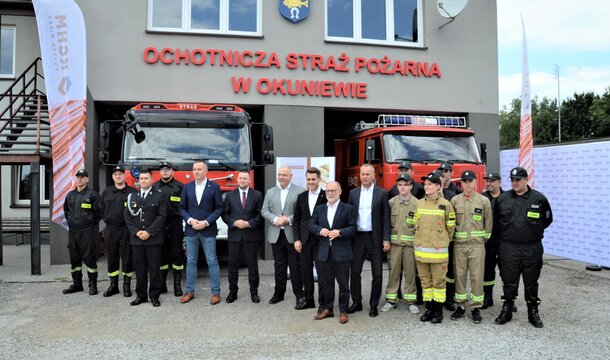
[1,27,16,78]
[326,0,422,47]
[148,0,262,36]
[12,165,51,207]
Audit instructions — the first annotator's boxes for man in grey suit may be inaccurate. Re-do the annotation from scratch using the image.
[261,166,306,305]
[348,163,391,317]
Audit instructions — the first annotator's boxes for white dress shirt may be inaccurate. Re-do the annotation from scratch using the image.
[327,201,339,229]
[357,185,374,232]
[308,188,320,216]
[195,178,207,204]
[279,183,291,211]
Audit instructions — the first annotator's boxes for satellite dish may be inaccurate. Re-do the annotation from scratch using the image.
[437,0,468,29]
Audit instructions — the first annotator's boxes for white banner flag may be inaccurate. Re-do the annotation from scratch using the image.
[33,0,87,228]
[519,16,535,188]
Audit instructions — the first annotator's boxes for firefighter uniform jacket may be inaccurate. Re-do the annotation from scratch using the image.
[153,178,184,221]
[64,187,102,230]
[414,194,455,263]
[389,195,417,247]
[124,189,167,246]
[450,192,493,247]
[101,185,136,227]
[494,186,553,244]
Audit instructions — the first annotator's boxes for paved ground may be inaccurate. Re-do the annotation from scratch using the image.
[1,244,610,359]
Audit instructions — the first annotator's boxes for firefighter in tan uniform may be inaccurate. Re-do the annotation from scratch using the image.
[449,170,493,323]
[381,174,419,314]
[414,172,455,324]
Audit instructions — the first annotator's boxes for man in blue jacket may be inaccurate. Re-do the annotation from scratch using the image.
[179,160,224,305]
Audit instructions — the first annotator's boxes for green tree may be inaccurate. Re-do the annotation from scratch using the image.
[589,87,610,137]
[499,98,520,149]
[560,92,598,141]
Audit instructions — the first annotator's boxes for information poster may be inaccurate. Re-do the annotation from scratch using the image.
[276,157,336,190]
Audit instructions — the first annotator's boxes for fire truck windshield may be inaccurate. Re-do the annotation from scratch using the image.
[124,125,251,166]
[383,134,481,163]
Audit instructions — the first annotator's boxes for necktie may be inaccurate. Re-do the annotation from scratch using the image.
[242,191,247,209]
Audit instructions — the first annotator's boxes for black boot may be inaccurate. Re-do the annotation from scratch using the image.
[444,284,457,311]
[420,301,434,322]
[63,271,84,294]
[103,276,120,297]
[88,272,98,296]
[123,276,132,297]
[482,285,494,309]
[431,302,444,324]
[173,269,183,297]
[160,269,168,294]
[527,301,544,328]
[495,300,514,325]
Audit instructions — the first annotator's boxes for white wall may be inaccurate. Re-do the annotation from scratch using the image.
[500,141,610,267]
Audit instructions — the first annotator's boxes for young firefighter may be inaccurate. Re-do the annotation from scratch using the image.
[381,174,420,314]
[449,170,493,323]
[414,172,456,324]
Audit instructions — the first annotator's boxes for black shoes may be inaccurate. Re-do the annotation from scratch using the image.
[451,307,466,320]
[130,297,148,306]
[527,303,544,328]
[173,270,183,297]
[420,302,434,322]
[444,298,457,311]
[63,272,83,294]
[295,298,315,310]
[123,276,132,297]
[88,273,98,296]
[471,308,482,323]
[151,298,161,307]
[226,292,238,303]
[495,301,514,325]
[269,294,285,304]
[368,307,378,317]
[103,276,120,297]
[251,293,261,303]
[347,302,363,314]
[431,302,443,324]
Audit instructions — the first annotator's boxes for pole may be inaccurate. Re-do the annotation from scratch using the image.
[31,162,41,275]
[555,64,562,142]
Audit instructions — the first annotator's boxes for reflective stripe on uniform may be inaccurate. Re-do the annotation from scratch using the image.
[455,230,487,239]
[423,288,434,302]
[433,288,446,302]
[471,294,484,302]
[122,272,133,277]
[108,270,120,277]
[417,209,446,216]
[483,280,495,286]
[403,293,417,301]
[87,267,98,273]
[406,218,417,225]
[391,234,414,242]
[455,293,467,301]
[415,248,449,260]
[172,264,184,271]
[170,196,181,202]
[386,293,399,300]
[160,264,169,271]
[445,277,455,283]
[71,267,82,273]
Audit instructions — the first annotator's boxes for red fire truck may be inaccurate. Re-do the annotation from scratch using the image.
[99,102,274,242]
[335,114,487,193]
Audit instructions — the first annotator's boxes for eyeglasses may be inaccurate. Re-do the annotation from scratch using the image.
[326,189,339,193]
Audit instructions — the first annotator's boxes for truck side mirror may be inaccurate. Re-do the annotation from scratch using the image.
[480,142,487,164]
[262,125,274,152]
[365,139,380,164]
[99,122,111,164]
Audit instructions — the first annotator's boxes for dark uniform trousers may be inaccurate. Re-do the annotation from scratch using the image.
[104,224,133,276]
[68,227,98,271]
[133,244,163,300]
[271,230,303,298]
[160,218,185,271]
[350,231,383,308]
[499,241,543,302]
[319,249,350,313]
[483,237,500,287]
[301,236,325,304]
[228,240,259,294]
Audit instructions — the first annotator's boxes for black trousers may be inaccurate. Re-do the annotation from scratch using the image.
[350,231,383,308]
[68,227,97,272]
[160,219,185,271]
[228,239,259,294]
[301,236,325,305]
[271,230,303,298]
[104,225,133,277]
[484,238,500,287]
[446,241,455,287]
[499,241,543,303]
[319,249,350,313]
[132,244,162,300]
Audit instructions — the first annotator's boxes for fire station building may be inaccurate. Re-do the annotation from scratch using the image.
[1,0,499,263]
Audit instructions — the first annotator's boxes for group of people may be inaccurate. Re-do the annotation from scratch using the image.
[62,159,552,327]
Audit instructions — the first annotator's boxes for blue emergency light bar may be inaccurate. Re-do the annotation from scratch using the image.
[378,114,467,128]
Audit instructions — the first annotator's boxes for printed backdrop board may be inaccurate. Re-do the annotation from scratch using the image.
[276,157,336,190]
[500,141,610,267]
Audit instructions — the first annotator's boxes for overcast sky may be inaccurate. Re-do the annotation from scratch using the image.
[497,0,610,109]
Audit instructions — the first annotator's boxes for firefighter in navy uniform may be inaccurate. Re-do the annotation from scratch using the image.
[101,165,137,297]
[63,169,103,295]
[494,167,552,328]
[481,171,505,309]
[153,162,185,297]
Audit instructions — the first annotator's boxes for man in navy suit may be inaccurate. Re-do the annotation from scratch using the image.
[222,170,264,304]
[293,167,327,311]
[179,160,224,305]
[348,163,391,317]
[309,181,357,324]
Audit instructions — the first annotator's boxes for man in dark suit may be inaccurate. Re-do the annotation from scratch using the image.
[293,167,327,311]
[124,169,167,307]
[261,166,305,305]
[309,181,357,324]
[348,163,391,317]
[179,160,224,305]
[222,170,264,304]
